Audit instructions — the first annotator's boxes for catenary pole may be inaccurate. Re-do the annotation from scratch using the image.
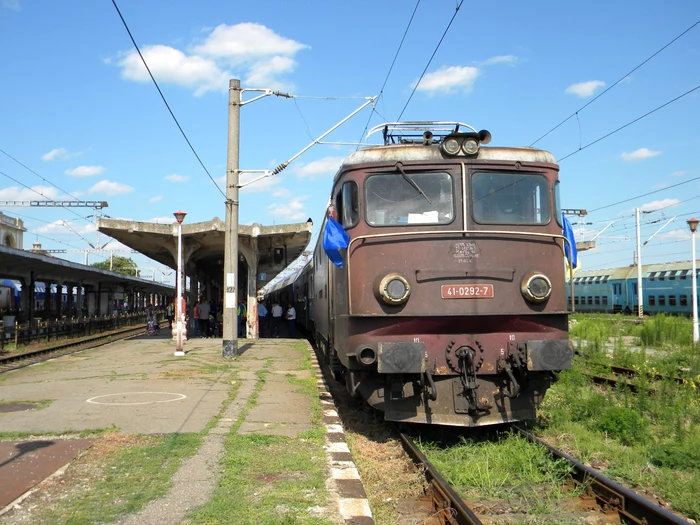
[636,208,643,319]
[223,79,241,358]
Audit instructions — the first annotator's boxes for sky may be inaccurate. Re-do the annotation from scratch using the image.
[1,0,700,284]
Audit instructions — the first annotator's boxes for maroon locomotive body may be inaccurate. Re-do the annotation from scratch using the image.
[299,122,572,427]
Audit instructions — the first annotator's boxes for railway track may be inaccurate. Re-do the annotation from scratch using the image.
[399,428,691,524]
[584,362,698,394]
[0,324,157,374]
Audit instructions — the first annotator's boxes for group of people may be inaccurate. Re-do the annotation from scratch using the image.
[160,296,298,339]
[257,300,296,338]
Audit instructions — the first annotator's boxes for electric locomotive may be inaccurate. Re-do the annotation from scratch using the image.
[307,122,573,427]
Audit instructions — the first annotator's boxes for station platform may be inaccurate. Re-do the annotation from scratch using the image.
[0,332,373,524]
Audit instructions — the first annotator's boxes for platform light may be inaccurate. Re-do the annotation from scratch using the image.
[687,218,699,343]
[173,210,187,356]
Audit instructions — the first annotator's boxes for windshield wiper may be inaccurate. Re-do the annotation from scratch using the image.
[395,162,432,204]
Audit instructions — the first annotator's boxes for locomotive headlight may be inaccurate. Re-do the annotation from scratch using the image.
[461,138,479,155]
[521,272,552,303]
[442,137,461,156]
[378,273,411,305]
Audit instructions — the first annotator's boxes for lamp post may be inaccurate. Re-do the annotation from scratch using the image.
[173,210,187,356]
[688,218,699,343]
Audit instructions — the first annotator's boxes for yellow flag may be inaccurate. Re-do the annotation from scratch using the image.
[565,257,582,277]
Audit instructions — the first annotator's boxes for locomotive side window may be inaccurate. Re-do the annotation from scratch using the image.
[471,172,551,225]
[365,172,454,226]
[339,181,359,228]
[554,180,562,227]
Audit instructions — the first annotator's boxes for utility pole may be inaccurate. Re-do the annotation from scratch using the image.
[223,79,241,358]
[636,208,643,319]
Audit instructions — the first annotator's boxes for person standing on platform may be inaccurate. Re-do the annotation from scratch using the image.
[237,299,247,338]
[193,301,200,337]
[198,298,210,338]
[166,302,174,330]
[271,301,283,338]
[257,300,268,338]
[286,302,296,338]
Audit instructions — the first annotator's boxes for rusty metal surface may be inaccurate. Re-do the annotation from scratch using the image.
[0,439,94,510]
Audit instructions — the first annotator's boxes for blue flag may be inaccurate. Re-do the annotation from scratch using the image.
[562,213,578,269]
[323,216,351,268]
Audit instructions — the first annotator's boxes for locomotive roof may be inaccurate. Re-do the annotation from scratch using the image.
[341,144,557,169]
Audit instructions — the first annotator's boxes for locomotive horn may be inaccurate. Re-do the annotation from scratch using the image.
[478,129,492,144]
[422,131,433,145]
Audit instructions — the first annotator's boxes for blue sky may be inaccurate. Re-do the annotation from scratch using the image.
[1,0,699,282]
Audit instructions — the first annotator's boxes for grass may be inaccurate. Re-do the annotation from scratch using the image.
[187,353,334,525]
[537,313,700,521]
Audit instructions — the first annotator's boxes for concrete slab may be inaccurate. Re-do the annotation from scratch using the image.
[0,439,94,509]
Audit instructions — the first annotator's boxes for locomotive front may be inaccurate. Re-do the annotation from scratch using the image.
[317,122,572,427]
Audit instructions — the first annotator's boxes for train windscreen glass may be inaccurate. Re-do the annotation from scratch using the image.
[366,172,454,225]
[471,172,551,225]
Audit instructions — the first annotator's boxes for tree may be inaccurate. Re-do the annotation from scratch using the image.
[92,256,141,277]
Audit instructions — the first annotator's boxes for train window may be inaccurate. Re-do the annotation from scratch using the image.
[472,172,551,225]
[648,272,656,281]
[594,296,600,305]
[554,181,562,227]
[649,296,655,306]
[669,271,677,280]
[339,181,359,228]
[574,296,579,304]
[659,295,666,306]
[669,295,676,306]
[658,271,666,281]
[680,270,689,280]
[681,295,688,306]
[602,296,608,305]
[366,172,454,226]
[602,276,609,283]
[587,297,592,305]
[594,277,601,284]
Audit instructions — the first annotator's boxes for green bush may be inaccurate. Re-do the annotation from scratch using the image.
[597,406,649,445]
[649,439,700,471]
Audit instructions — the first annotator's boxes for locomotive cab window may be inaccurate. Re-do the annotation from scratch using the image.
[472,172,551,225]
[365,172,454,226]
[336,181,359,228]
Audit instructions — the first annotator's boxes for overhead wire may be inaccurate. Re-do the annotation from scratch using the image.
[397,0,464,120]
[530,19,700,147]
[587,174,700,213]
[110,0,225,198]
[558,82,700,163]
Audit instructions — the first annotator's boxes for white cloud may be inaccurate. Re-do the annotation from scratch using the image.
[2,0,20,11]
[294,156,344,179]
[87,180,134,196]
[118,45,229,96]
[42,148,81,161]
[272,188,291,198]
[621,148,662,162]
[149,217,175,224]
[0,185,60,200]
[164,174,190,183]
[65,165,105,177]
[100,240,131,252]
[565,80,605,98]
[657,228,690,241]
[149,195,164,203]
[639,198,679,212]
[35,220,96,235]
[267,196,308,221]
[671,170,687,177]
[415,66,480,94]
[245,56,297,90]
[193,23,309,64]
[481,55,518,66]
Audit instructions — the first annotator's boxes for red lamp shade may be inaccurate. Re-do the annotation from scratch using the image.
[173,211,187,224]
[688,218,699,233]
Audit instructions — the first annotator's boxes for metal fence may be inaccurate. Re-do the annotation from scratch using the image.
[0,311,163,352]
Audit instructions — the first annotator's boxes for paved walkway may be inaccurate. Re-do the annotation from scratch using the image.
[0,333,339,523]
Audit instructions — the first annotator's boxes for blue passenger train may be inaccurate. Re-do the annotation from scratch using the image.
[568,261,700,315]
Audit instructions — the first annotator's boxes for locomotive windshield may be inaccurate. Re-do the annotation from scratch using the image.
[471,172,551,225]
[366,172,454,226]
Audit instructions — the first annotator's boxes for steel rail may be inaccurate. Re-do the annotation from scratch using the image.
[398,431,482,525]
[0,324,153,373]
[514,426,690,525]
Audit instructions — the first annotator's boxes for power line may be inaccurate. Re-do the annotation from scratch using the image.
[397,0,464,120]
[558,82,700,162]
[0,169,94,224]
[530,19,700,147]
[110,0,225,198]
[588,174,700,213]
[357,0,421,146]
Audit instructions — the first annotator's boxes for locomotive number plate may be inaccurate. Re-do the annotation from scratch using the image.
[441,284,494,299]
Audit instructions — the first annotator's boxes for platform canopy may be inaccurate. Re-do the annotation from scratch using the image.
[97,217,313,291]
